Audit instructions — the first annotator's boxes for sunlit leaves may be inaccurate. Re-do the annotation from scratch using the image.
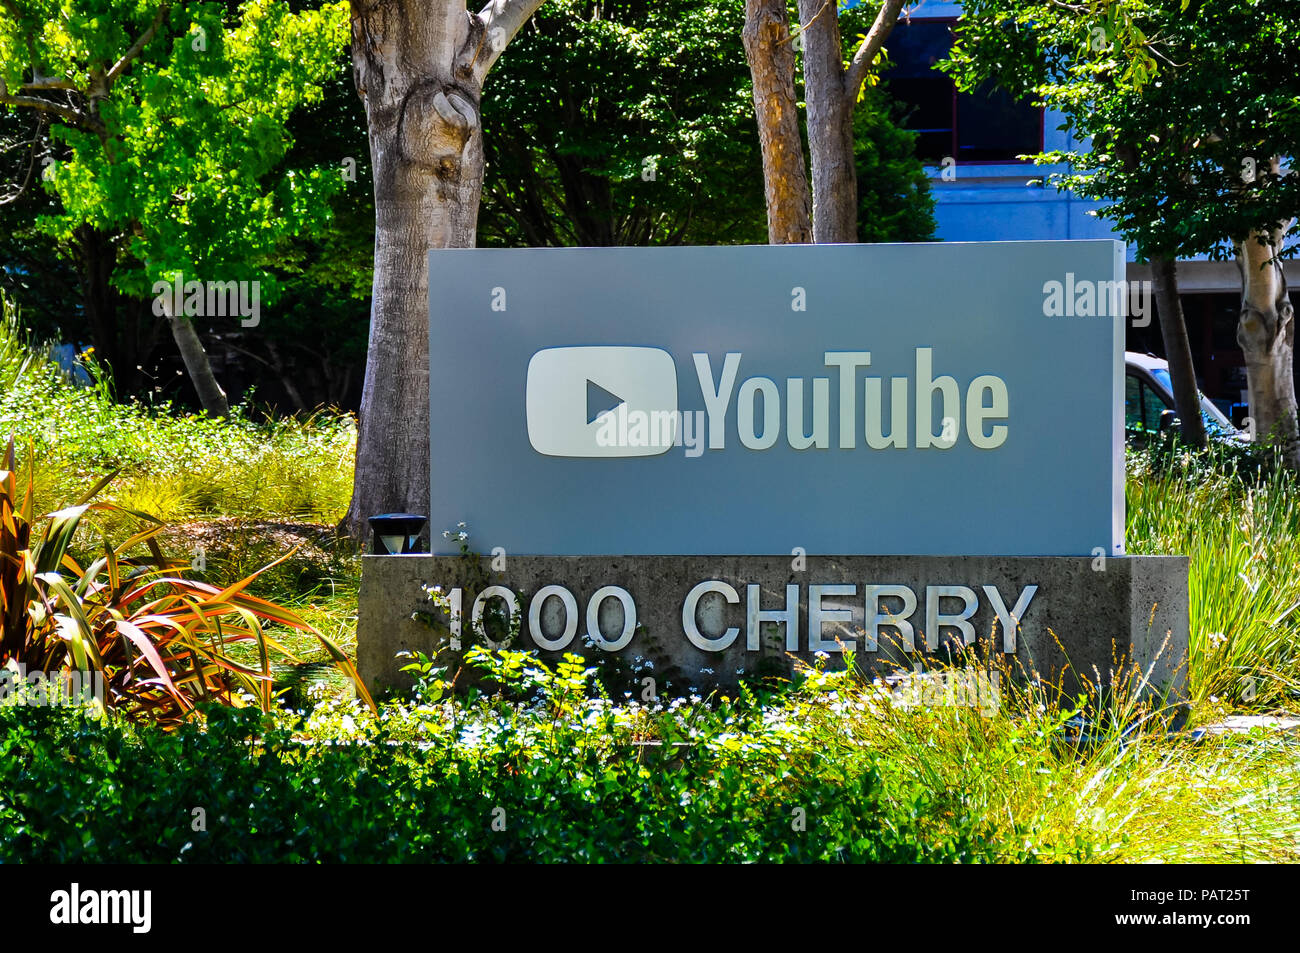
[0,446,373,727]
[2,1,348,298]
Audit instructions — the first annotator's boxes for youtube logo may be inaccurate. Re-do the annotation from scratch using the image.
[526,346,678,457]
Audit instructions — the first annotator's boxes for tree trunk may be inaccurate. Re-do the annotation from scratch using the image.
[1150,256,1207,448]
[342,0,547,542]
[743,0,901,246]
[164,309,230,418]
[796,0,857,244]
[75,226,153,397]
[742,0,811,244]
[1236,220,1299,466]
[76,226,120,382]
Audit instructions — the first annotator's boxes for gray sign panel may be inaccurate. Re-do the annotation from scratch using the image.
[429,242,1125,556]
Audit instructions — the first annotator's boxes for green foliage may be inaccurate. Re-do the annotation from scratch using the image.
[1,0,350,296]
[0,655,996,862]
[1128,441,1300,708]
[479,0,768,247]
[853,87,937,242]
[0,297,355,526]
[0,294,42,393]
[944,0,1300,259]
[5,645,1296,864]
[831,652,1300,863]
[0,1,367,414]
[0,440,373,727]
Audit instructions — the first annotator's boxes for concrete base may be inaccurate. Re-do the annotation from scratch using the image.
[358,554,1188,707]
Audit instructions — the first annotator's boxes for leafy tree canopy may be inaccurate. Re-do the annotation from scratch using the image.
[945,0,1300,261]
[1,0,349,298]
[479,0,769,247]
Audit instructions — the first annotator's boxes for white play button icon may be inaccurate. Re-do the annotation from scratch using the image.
[586,379,624,424]
[526,346,678,457]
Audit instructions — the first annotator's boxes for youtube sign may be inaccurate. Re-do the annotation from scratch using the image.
[427,243,1125,556]
[355,243,1188,726]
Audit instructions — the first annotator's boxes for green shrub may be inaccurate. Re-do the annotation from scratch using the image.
[1,442,372,727]
[0,653,1000,863]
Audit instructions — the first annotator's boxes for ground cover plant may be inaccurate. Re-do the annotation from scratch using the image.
[0,653,1001,863]
[0,437,372,726]
[1,297,354,530]
[1,645,1295,863]
[1128,442,1300,710]
[1,298,369,724]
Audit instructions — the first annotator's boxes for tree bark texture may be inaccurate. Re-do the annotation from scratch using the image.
[742,0,812,244]
[1236,214,1299,466]
[164,309,230,418]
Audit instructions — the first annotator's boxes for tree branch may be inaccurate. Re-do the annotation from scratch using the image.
[19,77,78,92]
[0,122,42,155]
[844,0,905,104]
[0,113,45,205]
[474,0,550,79]
[0,3,164,136]
[103,4,170,91]
[0,80,97,131]
[791,0,833,45]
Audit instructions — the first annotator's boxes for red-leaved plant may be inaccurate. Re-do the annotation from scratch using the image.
[1,439,373,727]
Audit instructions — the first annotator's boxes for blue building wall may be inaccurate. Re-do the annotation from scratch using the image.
[889,1,1129,252]
[926,161,1122,246]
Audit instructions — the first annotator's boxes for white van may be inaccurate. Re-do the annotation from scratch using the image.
[1125,352,1247,443]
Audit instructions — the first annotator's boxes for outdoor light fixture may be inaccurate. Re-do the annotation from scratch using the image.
[368,513,428,555]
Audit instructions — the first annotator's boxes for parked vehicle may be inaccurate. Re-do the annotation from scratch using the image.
[1125,352,1247,444]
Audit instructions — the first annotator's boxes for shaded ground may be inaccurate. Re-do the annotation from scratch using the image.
[157,517,354,577]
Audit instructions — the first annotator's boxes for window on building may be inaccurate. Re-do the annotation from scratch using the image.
[883,19,1042,164]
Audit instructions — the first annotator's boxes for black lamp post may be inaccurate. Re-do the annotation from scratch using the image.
[368,513,428,555]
